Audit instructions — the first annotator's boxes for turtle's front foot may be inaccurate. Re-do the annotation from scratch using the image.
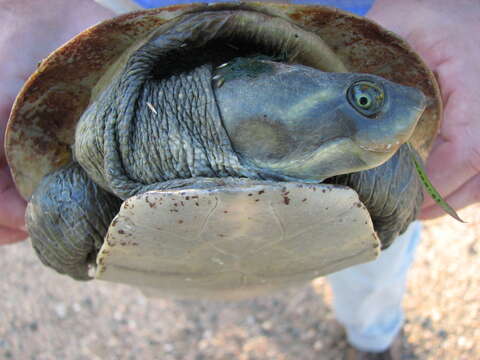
[26,163,122,280]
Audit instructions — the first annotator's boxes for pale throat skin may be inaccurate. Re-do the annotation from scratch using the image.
[214,59,427,181]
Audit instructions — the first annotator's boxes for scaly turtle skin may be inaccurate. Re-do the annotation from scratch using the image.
[5,3,441,297]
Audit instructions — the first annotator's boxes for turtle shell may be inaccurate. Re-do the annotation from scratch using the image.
[5,3,441,298]
[5,2,442,200]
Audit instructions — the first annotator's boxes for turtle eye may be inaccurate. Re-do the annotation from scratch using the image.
[347,81,384,117]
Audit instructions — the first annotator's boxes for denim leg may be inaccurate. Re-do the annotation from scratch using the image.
[327,221,422,352]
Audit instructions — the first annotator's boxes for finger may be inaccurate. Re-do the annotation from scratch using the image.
[0,165,27,229]
[419,173,480,221]
[0,226,28,245]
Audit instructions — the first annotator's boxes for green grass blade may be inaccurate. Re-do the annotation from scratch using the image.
[408,143,466,223]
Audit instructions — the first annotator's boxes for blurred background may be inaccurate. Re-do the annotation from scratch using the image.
[1,205,479,360]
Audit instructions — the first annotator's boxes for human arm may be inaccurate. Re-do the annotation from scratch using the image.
[0,0,114,245]
[367,0,480,220]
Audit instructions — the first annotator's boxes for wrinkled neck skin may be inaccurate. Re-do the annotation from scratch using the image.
[75,42,260,200]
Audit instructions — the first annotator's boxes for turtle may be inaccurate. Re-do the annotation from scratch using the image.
[5,3,441,299]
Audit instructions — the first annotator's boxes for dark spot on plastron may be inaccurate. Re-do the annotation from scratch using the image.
[132,243,139,246]
[102,250,110,255]
[195,202,199,206]
[283,196,290,205]
[120,242,126,246]
[181,201,184,206]
[118,230,125,234]
[322,189,326,193]
[356,202,362,208]
[224,210,228,214]
[325,207,329,210]
[145,196,156,208]
[180,192,186,196]
[365,221,368,224]
[174,203,178,207]
[258,190,265,195]
[185,196,190,200]
[218,234,225,238]
[302,198,307,202]
[178,220,184,224]
[255,199,260,202]
[248,193,253,197]
[191,195,199,199]
[283,191,290,196]
[170,209,178,213]
[111,218,118,227]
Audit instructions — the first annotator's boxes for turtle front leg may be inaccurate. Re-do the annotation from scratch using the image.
[26,163,122,280]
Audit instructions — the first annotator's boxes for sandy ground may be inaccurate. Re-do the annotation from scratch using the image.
[1,205,479,360]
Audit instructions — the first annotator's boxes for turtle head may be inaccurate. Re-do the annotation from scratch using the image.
[215,58,427,181]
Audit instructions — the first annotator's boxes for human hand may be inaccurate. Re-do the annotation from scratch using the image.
[0,0,113,245]
[368,0,480,220]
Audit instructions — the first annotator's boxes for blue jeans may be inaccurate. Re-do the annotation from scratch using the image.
[327,222,422,352]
